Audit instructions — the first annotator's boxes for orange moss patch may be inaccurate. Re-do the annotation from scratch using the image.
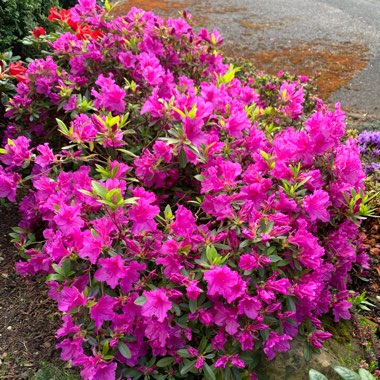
[239,19,286,32]
[112,0,190,16]
[223,41,369,99]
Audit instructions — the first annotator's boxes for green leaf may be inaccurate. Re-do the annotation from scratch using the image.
[46,273,64,282]
[309,369,329,380]
[56,118,70,136]
[358,369,375,380]
[177,349,192,358]
[172,106,186,118]
[203,363,216,380]
[78,189,94,197]
[123,197,139,205]
[156,357,174,368]
[134,296,146,306]
[286,297,297,312]
[179,146,188,169]
[332,366,361,380]
[118,342,132,359]
[231,367,242,380]
[198,336,208,353]
[102,340,109,356]
[164,204,173,220]
[269,255,282,263]
[189,299,197,313]
[180,359,195,375]
[92,181,106,197]
[303,343,312,362]
[116,149,137,158]
[122,368,141,377]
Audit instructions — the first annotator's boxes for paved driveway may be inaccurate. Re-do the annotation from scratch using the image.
[115,0,380,124]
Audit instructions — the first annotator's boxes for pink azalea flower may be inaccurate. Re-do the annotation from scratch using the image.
[92,74,126,114]
[280,82,305,119]
[54,204,84,235]
[94,256,126,289]
[81,358,117,380]
[90,295,116,329]
[171,205,197,237]
[141,289,172,322]
[303,190,331,222]
[1,136,32,167]
[204,266,246,303]
[202,194,235,220]
[201,158,242,193]
[265,276,292,295]
[186,281,202,300]
[238,296,262,320]
[0,168,20,202]
[309,330,332,349]
[58,286,87,312]
[263,332,292,360]
[129,188,159,234]
[55,314,81,338]
[57,337,84,362]
[238,331,254,351]
[78,231,103,264]
[239,253,259,271]
[288,228,325,270]
[119,261,146,294]
[332,299,352,322]
[35,143,55,169]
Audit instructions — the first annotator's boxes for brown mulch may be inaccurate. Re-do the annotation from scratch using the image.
[0,205,60,379]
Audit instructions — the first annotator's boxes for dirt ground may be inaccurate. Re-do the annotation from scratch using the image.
[0,205,60,379]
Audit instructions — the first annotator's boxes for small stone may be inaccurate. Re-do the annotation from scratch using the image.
[6,326,12,330]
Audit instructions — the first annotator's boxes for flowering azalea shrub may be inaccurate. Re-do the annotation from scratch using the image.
[0,1,372,379]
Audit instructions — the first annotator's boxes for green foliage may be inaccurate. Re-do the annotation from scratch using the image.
[0,0,59,54]
[32,361,80,380]
[348,292,376,312]
[309,366,376,380]
[0,51,20,127]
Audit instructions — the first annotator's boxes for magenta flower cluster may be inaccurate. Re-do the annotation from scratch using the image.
[0,1,369,379]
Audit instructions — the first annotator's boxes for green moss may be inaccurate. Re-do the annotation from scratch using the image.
[32,361,80,380]
[322,316,353,344]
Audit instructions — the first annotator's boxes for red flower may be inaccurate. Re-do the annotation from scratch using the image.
[32,26,46,39]
[67,19,79,31]
[48,7,70,22]
[48,7,78,31]
[90,29,104,40]
[8,61,27,83]
[76,25,104,40]
[48,7,63,21]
